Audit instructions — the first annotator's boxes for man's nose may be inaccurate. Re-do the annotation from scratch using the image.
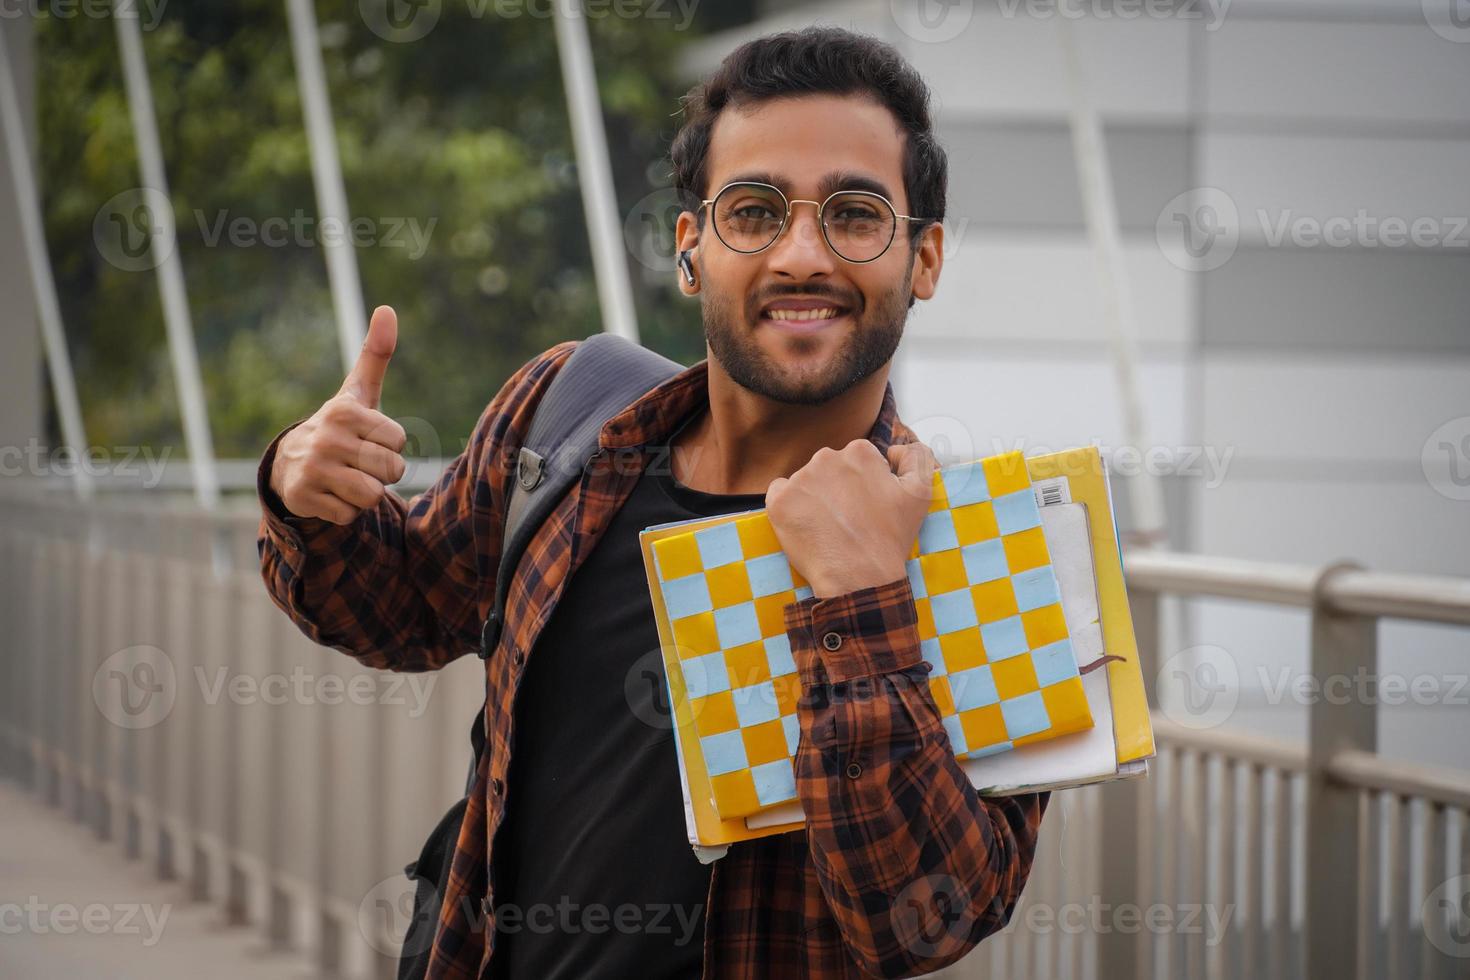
[765,200,836,279]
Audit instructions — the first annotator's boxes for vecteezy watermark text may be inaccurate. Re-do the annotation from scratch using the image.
[0,440,172,486]
[492,898,702,945]
[988,437,1236,489]
[93,189,439,271]
[1158,644,1470,730]
[357,870,702,959]
[1423,416,1470,502]
[194,210,437,261]
[359,0,699,44]
[0,0,168,30]
[0,898,171,947]
[996,0,1230,30]
[890,873,1236,959]
[93,645,438,730]
[1157,187,1469,272]
[194,665,436,718]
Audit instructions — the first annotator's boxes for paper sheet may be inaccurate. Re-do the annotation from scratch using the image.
[961,503,1120,792]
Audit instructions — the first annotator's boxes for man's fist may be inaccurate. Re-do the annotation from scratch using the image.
[766,439,938,599]
[269,305,408,525]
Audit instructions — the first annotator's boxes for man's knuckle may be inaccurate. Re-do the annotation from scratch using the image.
[324,431,355,458]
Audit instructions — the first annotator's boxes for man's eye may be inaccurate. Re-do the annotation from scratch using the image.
[832,204,881,221]
[731,204,779,220]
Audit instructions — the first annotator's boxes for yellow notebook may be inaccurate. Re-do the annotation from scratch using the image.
[639,445,1154,852]
[642,450,1094,822]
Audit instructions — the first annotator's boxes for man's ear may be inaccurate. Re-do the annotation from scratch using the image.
[674,209,702,295]
[908,221,944,302]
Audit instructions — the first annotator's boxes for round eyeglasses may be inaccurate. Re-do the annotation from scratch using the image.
[700,181,929,264]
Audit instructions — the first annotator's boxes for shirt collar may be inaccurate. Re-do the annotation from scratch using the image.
[597,357,918,457]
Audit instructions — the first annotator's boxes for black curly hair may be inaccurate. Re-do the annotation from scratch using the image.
[669,26,947,246]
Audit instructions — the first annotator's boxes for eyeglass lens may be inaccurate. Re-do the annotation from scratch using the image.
[711,182,896,262]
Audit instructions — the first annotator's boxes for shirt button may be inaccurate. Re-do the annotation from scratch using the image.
[845,762,863,779]
[822,631,843,652]
[491,777,504,796]
[512,648,524,667]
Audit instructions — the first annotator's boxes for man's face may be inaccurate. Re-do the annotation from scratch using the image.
[676,94,942,406]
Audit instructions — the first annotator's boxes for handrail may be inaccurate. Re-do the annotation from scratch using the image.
[4,484,1469,625]
[0,457,454,496]
[1126,550,1470,626]
[1326,748,1470,811]
[1150,716,1308,773]
[1327,568,1470,627]
[1154,718,1470,809]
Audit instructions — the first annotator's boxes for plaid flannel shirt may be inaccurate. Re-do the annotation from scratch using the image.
[256,339,1049,979]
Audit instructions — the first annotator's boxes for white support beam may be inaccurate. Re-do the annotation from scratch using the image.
[0,19,92,500]
[552,0,639,342]
[284,0,367,371]
[113,2,219,510]
[1057,16,1167,545]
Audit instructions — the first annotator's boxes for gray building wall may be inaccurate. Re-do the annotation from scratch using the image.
[682,0,1470,766]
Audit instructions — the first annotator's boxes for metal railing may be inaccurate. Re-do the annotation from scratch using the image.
[2,488,1467,979]
[0,489,487,978]
[1092,551,1470,980]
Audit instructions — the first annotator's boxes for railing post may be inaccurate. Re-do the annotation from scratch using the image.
[1304,561,1376,979]
[1097,585,1161,979]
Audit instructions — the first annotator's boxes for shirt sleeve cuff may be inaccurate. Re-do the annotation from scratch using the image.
[256,420,355,556]
[781,575,927,687]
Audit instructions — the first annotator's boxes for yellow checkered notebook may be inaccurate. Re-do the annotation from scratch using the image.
[643,450,1095,821]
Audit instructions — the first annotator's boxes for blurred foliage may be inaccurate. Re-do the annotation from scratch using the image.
[37,0,711,461]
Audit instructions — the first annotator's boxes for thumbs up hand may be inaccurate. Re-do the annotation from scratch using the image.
[269,306,409,525]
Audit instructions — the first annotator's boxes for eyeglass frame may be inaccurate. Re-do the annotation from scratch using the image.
[698,180,931,265]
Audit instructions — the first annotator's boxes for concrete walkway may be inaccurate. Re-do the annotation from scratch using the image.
[0,780,316,980]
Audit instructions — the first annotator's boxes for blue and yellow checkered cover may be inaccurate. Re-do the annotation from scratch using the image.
[648,450,1093,820]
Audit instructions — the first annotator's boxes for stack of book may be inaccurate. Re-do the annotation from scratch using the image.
[639,446,1154,860]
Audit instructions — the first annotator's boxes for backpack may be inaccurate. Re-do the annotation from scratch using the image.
[396,333,684,980]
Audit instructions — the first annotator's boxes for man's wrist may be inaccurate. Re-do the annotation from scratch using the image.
[261,472,301,525]
[809,563,908,599]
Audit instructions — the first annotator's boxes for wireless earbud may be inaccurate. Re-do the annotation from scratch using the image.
[677,249,696,286]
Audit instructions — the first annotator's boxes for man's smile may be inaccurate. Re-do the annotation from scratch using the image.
[757,295,854,334]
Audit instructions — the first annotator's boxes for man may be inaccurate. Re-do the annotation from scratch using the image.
[257,26,1047,980]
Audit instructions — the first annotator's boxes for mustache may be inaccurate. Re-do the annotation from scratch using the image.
[747,285,863,318]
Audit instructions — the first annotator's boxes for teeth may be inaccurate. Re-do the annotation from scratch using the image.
[766,307,840,321]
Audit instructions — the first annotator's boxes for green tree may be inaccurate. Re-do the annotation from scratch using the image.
[37,0,708,469]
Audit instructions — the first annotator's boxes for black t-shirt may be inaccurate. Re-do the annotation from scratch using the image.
[489,410,765,979]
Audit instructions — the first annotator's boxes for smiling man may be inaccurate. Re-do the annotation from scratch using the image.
[257,26,1048,980]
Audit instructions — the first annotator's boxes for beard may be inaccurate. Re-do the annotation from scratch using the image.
[700,262,912,407]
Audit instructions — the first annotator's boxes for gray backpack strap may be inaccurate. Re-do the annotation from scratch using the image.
[467,333,682,789]
[478,332,683,659]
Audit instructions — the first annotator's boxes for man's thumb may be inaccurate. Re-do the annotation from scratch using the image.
[342,305,398,408]
[890,441,937,501]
